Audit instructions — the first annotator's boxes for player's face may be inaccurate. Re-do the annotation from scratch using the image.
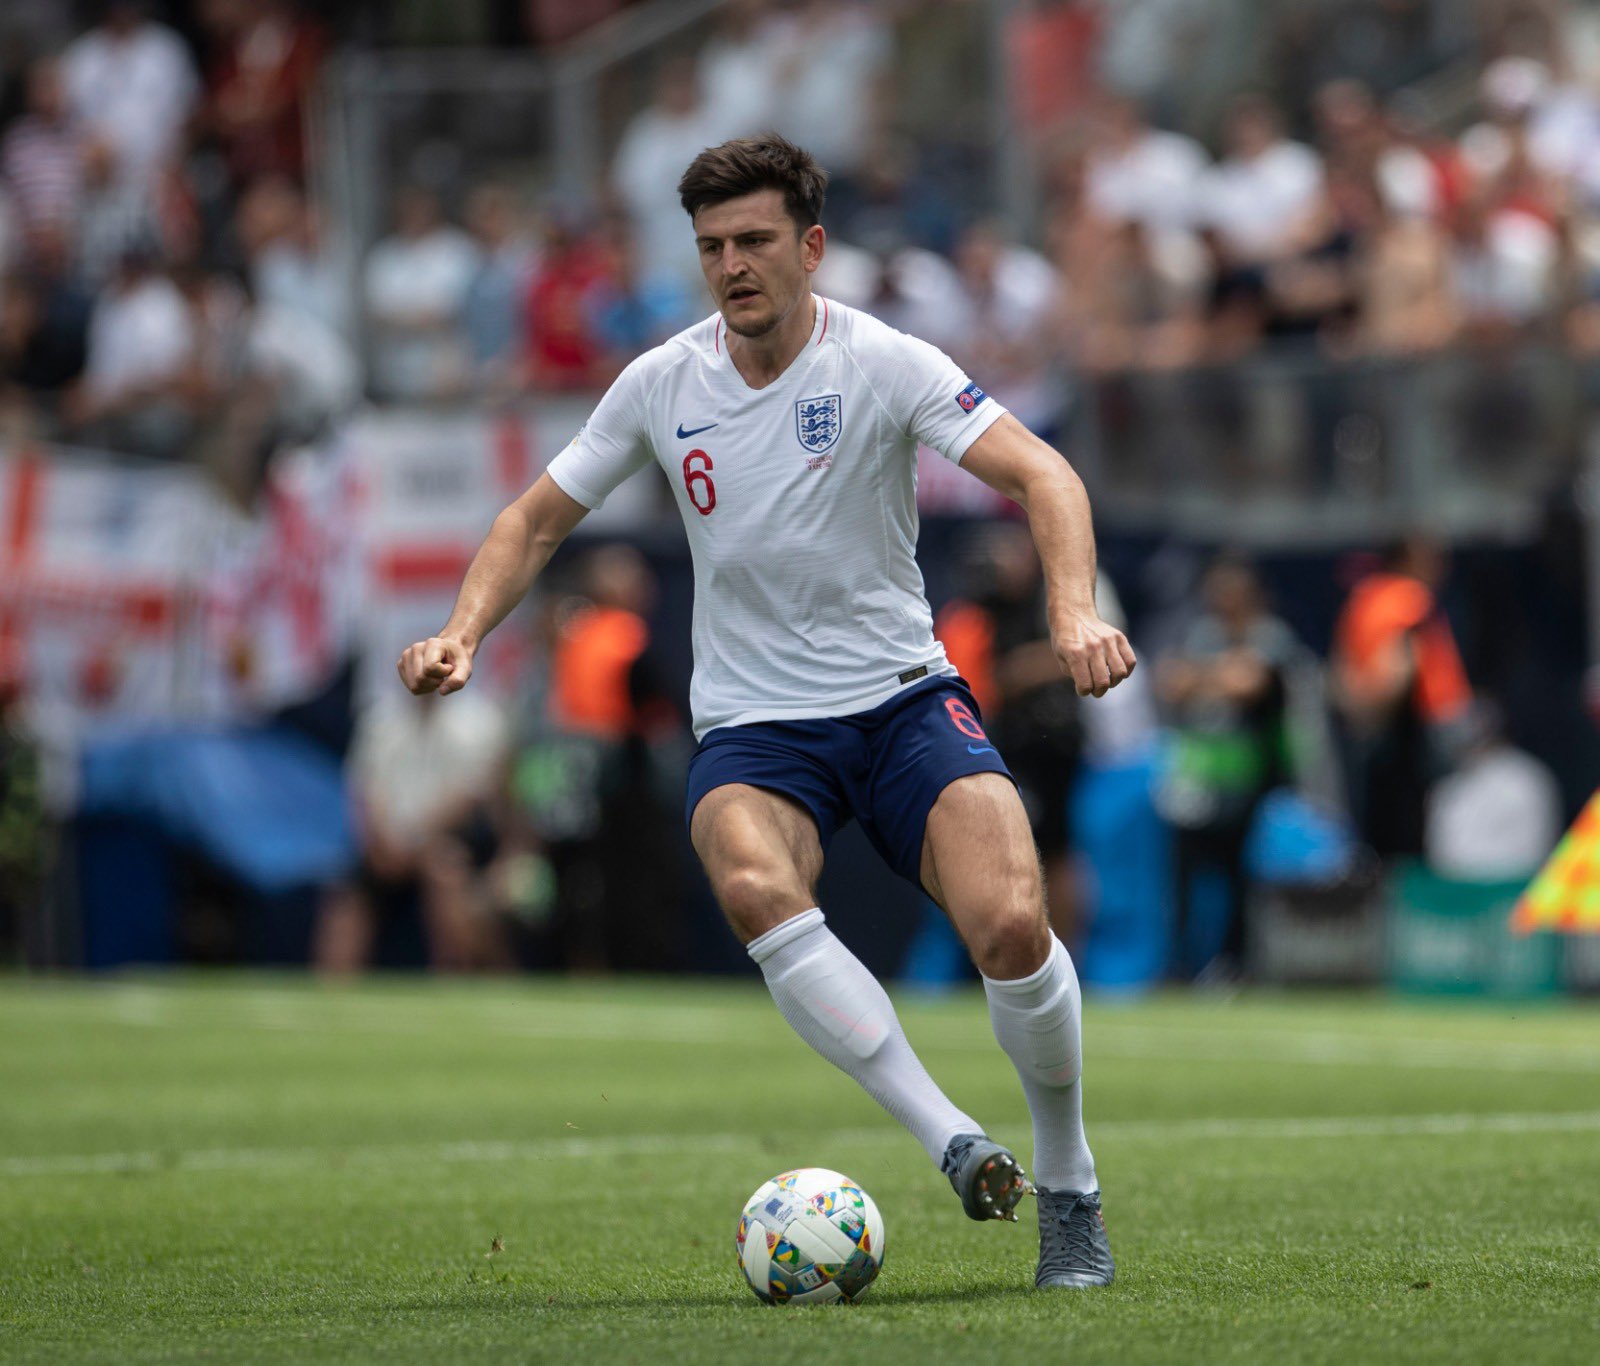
[693,190,824,338]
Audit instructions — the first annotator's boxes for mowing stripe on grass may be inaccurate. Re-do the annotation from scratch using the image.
[4,1109,1599,1179]
[14,992,1600,1074]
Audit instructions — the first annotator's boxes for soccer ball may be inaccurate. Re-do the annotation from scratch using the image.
[735,1167,886,1305]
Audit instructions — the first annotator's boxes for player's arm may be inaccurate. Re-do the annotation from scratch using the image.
[960,413,1136,698]
[397,472,588,695]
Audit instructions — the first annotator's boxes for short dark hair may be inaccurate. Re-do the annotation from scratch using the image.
[677,134,828,230]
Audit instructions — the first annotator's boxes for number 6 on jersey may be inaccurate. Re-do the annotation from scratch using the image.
[683,448,716,515]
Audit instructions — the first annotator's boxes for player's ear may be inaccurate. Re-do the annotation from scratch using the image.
[801,223,825,274]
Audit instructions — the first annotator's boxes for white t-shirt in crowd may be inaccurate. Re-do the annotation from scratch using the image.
[363,226,479,398]
[611,103,723,290]
[84,274,192,403]
[546,296,1008,738]
[1425,744,1562,880]
[61,21,198,185]
[1086,129,1208,233]
[1200,140,1323,261]
[350,694,509,845]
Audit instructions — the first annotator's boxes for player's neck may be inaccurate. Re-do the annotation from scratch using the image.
[725,292,817,390]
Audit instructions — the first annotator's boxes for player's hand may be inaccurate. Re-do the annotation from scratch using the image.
[1051,612,1137,699]
[397,634,475,696]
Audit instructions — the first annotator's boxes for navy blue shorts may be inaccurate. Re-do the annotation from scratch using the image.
[684,676,1015,887]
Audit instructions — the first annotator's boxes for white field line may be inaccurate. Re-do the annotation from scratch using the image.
[12,992,1598,1074]
[4,1109,1600,1180]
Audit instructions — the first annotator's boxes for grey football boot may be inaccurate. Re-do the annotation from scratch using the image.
[940,1132,1031,1222]
[1034,1187,1115,1287]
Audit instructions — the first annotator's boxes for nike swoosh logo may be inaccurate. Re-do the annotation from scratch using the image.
[676,422,718,439]
[967,744,996,755]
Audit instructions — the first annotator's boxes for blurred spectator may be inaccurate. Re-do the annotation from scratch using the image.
[1084,95,1208,237]
[316,691,511,974]
[852,239,964,341]
[1312,78,1387,184]
[933,221,1062,432]
[61,1,197,197]
[1380,90,1471,225]
[197,0,326,187]
[549,546,659,742]
[935,523,1082,940]
[1005,0,1099,142]
[829,133,959,257]
[513,546,683,971]
[1332,537,1473,860]
[461,181,537,394]
[1425,701,1560,881]
[234,174,345,333]
[242,280,359,439]
[699,0,787,139]
[1,56,90,255]
[1200,94,1323,268]
[587,219,692,379]
[769,0,891,184]
[610,55,721,292]
[524,210,613,391]
[1156,554,1300,980]
[1459,57,1565,208]
[0,645,45,963]
[363,185,478,402]
[1097,0,1211,111]
[201,268,359,503]
[0,228,92,431]
[1257,160,1375,347]
[66,244,195,459]
[1354,169,1458,357]
[1056,214,1206,373]
[1450,194,1558,340]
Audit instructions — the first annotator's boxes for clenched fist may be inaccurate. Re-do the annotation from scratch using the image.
[397,635,475,696]
[1052,611,1137,699]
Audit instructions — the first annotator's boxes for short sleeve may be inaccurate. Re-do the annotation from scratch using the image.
[544,358,654,508]
[868,328,1007,465]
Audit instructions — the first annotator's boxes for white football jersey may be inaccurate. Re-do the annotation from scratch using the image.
[545,296,1007,738]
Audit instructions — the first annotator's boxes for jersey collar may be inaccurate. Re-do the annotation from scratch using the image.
[713,295,830,394]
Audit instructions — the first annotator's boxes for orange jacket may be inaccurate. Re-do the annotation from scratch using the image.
[550,605,648,739]
[1334,572,1471,723]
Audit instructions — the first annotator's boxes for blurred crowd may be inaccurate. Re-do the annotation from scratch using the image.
[919,525,1562,985]
[9,1,1600,480]
[313,542,691,974]
[301,524,1565,983]
[0,0,351,501]
[0,0,1587,977]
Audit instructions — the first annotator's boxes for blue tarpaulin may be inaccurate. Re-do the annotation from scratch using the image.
[80,727,357,894]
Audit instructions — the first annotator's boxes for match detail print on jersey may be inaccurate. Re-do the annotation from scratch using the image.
[544,297,1008,737]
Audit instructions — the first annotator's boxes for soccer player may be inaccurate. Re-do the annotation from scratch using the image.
[398,135,1134,1289]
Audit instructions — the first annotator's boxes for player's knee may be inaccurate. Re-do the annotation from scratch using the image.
[713,864,806,942]
[968,891,1050,981]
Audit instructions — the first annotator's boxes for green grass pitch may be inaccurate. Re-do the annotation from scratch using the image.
[2,975,1597,1364]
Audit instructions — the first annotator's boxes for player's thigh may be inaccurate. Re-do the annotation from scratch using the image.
[690,783,826,942]
[920,771,1050,979]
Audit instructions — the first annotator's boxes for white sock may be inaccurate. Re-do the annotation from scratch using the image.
[982,935,1098,1193]
[748,908,979,1165]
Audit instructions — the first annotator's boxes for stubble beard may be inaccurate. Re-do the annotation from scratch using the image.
[722,285,799,339]
[723,309,779,339]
